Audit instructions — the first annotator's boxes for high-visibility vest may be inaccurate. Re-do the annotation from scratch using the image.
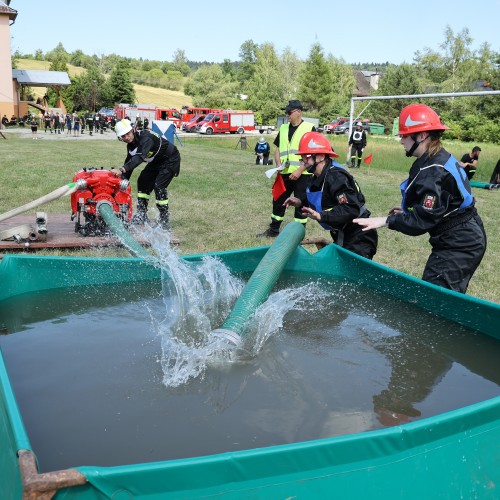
[278,121,314,174]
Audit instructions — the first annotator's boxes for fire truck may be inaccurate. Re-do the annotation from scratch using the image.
[114,104,182,128]
[198,110,255,135]
[179,106,222,129]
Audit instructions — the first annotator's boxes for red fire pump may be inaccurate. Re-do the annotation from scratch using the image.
[71,168,133,236]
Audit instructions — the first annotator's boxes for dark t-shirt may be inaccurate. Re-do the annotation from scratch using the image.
[273,121,316,147]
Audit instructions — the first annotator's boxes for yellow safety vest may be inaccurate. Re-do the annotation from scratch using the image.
[278,121,314,174]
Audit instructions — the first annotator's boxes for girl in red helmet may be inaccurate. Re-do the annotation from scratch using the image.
[354,103,486,293]
[284,131,378,259]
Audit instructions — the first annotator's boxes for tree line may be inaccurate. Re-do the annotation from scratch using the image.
[13,26,500,143]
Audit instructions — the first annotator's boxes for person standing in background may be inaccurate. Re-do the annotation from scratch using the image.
[256,100,315,238]
[348,122,367,168]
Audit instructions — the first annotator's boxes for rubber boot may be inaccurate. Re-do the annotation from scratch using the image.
[157,205,170,230]
[256,218,280,238]
[132,198,149,224]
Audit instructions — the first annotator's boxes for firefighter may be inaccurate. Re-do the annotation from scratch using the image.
[353,103,486,294]
[255,136,271,165]
[256,100,315,238]
[348,122,367,168]
[284,132,378,259]
[111,119,180,230]
[86,112,94,136]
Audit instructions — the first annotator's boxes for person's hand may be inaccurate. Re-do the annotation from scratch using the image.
[289,170,301,181]
[388,206,402,216]
[301,206,321,221]
[110,168,123,177]
[283,196,301,208]
[353,216,388,231]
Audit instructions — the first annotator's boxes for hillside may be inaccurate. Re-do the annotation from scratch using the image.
[14,59,193,109]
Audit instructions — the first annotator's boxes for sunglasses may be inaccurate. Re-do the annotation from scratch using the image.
[286,109,298,116]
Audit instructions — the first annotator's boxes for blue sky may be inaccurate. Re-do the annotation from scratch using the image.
[9,0,500,65]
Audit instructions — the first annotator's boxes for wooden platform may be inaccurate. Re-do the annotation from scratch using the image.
[0,213,178,254]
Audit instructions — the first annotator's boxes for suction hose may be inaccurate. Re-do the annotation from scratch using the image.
[97,201,152,260]
[0,182,78,223]
[212,222,306,349]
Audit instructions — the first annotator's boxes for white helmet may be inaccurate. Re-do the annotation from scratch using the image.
[115,119,133,138]
[356,121,363,127]
[258,136,266,144]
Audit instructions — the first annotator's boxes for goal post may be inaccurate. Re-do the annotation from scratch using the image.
[345,90,500,163]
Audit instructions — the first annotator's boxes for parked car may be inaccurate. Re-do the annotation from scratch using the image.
[323,118,349,134]
[334,121,370,135]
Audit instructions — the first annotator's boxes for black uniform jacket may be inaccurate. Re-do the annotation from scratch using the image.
[387,148,473,237]
[309,161,370,230]
[123,130,179,176]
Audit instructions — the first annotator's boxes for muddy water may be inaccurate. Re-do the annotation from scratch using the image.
[1,274,499,473]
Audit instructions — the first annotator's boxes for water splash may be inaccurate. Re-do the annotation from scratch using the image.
[138,227,331,387]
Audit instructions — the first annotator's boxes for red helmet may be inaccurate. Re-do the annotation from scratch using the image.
[297,132,339,158]
[398,103,450,135]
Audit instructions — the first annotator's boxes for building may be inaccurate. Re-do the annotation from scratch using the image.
[0,0,17,119]
[0,1,70,120]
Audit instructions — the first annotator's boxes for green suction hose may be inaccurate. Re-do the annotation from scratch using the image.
[97,202,152,260]
[212,222,306,348]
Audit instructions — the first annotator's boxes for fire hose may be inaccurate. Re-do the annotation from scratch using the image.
[0,183,77,223]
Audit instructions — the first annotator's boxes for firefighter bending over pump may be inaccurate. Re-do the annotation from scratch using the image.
[111,119,180,230]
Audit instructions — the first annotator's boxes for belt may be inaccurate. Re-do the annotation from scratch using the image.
[430,207,476,236]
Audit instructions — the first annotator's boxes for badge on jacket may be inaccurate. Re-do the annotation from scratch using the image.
[423,194,436,209]
[337,192,348,204]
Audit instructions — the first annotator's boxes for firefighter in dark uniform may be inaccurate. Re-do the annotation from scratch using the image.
[99,114,107,133]
[284,132,378,259]
[354,103,486,293]
[348,121,367,168]
[86,113,94,136]
[111,119,180,230]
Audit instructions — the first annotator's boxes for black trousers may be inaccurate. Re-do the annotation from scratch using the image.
[135,153,180,202]
[423,212,486,293]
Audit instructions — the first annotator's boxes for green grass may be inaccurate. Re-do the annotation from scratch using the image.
[1,133,499,303]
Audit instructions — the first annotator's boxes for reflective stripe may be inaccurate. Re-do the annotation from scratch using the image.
[156,199,169,206]
[271,214,284,221]
[137,193,150,199]
[294,218,307,224]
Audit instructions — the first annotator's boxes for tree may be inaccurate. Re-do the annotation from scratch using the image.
[106,59,136,105]
[370,64,424,128]
[280,48,302,101]
[297,43,334,116]
[172,49,191,76]
[322,56,355,121]
[237,40,258,88]
[184,64,240,108]
[246,43,287,123]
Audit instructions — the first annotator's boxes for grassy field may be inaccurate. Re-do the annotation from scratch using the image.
[0,131,498,303]
[15,59,192,108]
